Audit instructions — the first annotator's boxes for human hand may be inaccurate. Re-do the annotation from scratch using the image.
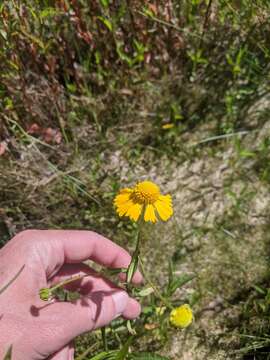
[0,230,142,360]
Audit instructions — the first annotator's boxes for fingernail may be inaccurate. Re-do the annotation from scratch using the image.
[112,291,128,318]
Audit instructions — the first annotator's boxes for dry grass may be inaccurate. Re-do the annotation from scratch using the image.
[1,1,270,359]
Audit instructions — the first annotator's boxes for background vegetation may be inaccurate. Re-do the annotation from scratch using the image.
[1,0,270,359]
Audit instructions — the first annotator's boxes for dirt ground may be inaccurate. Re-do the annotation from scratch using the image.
[1,99,270,360]
[104,98,270,359]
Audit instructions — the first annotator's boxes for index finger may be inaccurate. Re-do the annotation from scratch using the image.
[18,230,143,284]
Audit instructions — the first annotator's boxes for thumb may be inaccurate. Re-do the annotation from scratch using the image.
[35,290,130,356]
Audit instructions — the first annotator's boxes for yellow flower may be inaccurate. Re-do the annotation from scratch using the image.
[170,304,193,328]
[162,123,174,129]
[114,180,173,223]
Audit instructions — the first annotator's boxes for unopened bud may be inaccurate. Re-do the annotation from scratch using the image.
[39,288,52,301]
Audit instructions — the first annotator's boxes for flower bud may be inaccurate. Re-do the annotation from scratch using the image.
[39,288,52,301]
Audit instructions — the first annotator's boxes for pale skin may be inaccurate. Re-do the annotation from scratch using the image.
[0,230,142,360]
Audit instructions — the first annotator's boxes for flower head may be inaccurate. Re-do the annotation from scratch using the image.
[114,180,173,223]
[169,304,193,328]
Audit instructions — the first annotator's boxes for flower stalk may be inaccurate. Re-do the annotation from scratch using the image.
[39,274,88,301]
[126,212,144,293]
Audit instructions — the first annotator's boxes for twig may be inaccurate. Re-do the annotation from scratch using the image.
[199,0,213,48]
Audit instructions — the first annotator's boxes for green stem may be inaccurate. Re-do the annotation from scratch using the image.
[101,327,108,351]
[40,268,124,302]
[50,274,88,293]
[126,215,144,292]
[139,257,173,310]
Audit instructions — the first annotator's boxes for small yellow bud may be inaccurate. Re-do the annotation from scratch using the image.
[39,288,52,301]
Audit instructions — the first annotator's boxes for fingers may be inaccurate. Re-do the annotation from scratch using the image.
[36,289,140,356]
[15,230,143,282]
[48,344,74,360]
[122,297,141,319]
[49,263,141,293]
[49,263,115,292]
[41,264,141,354]
[49,264,141,320]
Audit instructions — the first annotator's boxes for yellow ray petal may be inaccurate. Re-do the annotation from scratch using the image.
[158,194,172,205]
[144,204,157,223]
[154,198,173,221]
[157,195,173,212]
[117,200,135,217]
[126,203,143,222]
[114,192,131,206]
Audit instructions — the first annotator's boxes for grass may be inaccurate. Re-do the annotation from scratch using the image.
[1,0,270,359]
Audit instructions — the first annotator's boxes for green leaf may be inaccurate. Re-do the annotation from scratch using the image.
[142,7,155,18]
[0,265,25,296]
[97,16,113,31]
[115,337,133,360]
[168,260,174,286]
[128,353,170,360]
[19,29,46,50]
[137,287,154,297]
[116,43,133,67]
[66,83,77,93]
[142,306,154,315]
[0,29,7,40]
[126,320,136,335]
[3,346,12,360]
[99,0,110,7]
[252,285,266,295]
[40,7,59,19]
[167,274,195,296]
[89,351,116,360]
[126,254,139,284]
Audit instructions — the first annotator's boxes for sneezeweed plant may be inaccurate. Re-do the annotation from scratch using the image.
[114,181,193,329]
[39,180,194,359]
[114,181,173,291]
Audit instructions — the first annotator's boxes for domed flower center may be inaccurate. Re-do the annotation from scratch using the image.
[132,181,160,204]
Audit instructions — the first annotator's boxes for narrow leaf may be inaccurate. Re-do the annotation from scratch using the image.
[167,274,195,296]
[126,255,139,284]
[127,320,136,335]
[128,353,170,360]
[115,337,133,360]
[88,351,116,360]
[3,346,12,360]
[40,7,59,18]
[137,287,154,297]
[0,265,25,295]
[97,16,113,31]
[99,0,110,7]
